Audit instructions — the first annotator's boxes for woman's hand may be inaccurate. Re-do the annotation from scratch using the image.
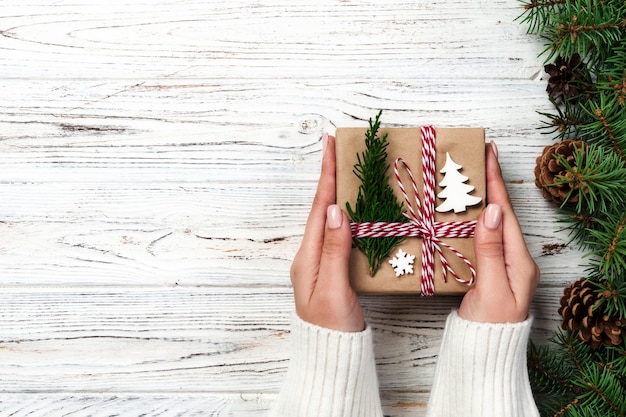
[458,142,540,323]
[290,133,365,332]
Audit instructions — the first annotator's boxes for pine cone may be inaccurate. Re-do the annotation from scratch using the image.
[544,54,585,102]
[534,140,585,206]
[559,278,625,349]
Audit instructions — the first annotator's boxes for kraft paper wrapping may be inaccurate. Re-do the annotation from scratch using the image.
[335,127,486,295]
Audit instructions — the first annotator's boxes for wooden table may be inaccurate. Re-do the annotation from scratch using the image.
[0,1,585,415]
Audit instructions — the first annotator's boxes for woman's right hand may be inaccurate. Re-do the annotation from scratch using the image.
[458,142,540,323]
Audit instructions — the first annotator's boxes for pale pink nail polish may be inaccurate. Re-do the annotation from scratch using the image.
[322,133,329,157]
[327,204,342,229]
[485,204,502,230]
[490,141,499,159]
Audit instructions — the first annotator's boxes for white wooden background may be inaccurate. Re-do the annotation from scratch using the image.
[0,1,587,415]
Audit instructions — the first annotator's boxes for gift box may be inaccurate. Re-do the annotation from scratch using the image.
[335,125,486,295]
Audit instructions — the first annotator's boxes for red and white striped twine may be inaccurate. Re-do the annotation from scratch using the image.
[350,126,476,296]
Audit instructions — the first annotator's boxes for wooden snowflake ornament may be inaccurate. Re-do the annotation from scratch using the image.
[389,249,415,277]
[436,152,482,213]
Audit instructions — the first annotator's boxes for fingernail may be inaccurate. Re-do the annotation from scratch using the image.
[327,204,343,229]
[484,204,502,230]
[322,133,329,157]
[490,141,499,159]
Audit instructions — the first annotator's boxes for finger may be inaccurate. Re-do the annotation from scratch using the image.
[486,142,538,296]
[317,205,353,293]
[485,141,513,214]
[486,142,530,259]
[300,133,337,255]
[473,203,511,296]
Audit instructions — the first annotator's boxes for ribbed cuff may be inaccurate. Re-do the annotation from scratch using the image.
[269,313,383,417]
[426,311,539,417]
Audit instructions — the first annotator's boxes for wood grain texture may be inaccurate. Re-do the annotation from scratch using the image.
[0,288,561,392]
[0,0,543,80]
[0,0,582,415]
[0,79,553,184]
[0,394,275,416]
[0,180,583,288]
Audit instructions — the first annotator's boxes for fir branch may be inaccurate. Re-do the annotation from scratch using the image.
[559,333,621,417]
[542,0,626,64]
[538,100,593,139]
[564,331,589,375]
[518,0,570,34]
[528,332,593,416]
[606,343,626,379]
[529,340,577,392]
[575,362,626,416]
[559,211,599,250]
[524,0,569,8]
[561,206,626,300]
[603,72,626,107]
[345,110,406,276]
[593,279,626,321]
[528,328,626,417]
[528,342,576,416]
[555,398,581,417]
[587,213,626,278]
[605,216,626,268]
[519,2,626,413]
[596,44,626,106]
[552,143,626,214]
[575,91,626,162]
[524,0,569,10]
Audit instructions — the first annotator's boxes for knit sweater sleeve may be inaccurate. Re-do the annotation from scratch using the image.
[269,312,383,417]
[426,311,539,417]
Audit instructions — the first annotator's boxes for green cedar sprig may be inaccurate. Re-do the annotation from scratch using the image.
[345,110,406,276]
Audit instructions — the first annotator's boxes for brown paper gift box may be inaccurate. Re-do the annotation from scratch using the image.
[335,127,486,295]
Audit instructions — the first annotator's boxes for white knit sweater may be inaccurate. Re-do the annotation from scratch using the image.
[270,311,539,417]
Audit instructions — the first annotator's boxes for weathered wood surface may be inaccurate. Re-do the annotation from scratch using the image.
[0,1,585,415]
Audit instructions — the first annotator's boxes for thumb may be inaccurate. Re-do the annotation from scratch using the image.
[473,203,509,293]
[317,204,353,289]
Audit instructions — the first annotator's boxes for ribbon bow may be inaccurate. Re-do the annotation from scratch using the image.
[350,126,477,296]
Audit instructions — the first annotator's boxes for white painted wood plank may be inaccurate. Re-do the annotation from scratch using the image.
[0,393,275,417]
[0,287,561,395]
[0,0,544,80]
[0,392,438,417]
[0,181,586,288]
[0,79,554,184]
